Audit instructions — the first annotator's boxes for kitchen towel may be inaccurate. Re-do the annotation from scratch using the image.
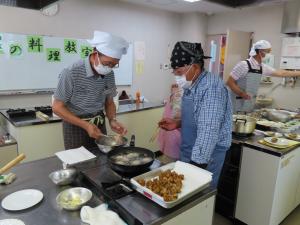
[55,146,96,166]
[80,204,127,225]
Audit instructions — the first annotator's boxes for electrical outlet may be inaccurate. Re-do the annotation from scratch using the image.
[163,63,170,70]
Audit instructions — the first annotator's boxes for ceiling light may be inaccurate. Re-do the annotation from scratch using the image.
[183,0,201,2]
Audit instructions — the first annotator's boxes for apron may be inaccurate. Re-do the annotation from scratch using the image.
[180,88,197,162]
[232,60,262,113]
[62,111,106,150]
[179,73,229,188]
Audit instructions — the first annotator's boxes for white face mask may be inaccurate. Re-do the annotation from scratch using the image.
[175,75,192,89]
[93,54,112,75]
[260,51,270,60]
[174,65,195,89]
[261,52,272,64]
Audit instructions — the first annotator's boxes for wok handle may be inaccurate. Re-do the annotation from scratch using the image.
[130,135,135,147]
[0,153,26,175]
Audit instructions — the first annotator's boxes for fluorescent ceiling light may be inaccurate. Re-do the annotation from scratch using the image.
[183,0,201,2]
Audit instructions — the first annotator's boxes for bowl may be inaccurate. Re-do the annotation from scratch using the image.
[49,168,77,186]
[95,135,128,153]
[56,187,92,211]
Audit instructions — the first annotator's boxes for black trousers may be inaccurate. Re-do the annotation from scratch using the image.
[62,111,107,150]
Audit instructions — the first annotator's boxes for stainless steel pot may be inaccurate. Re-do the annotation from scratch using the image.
[232,115,257,135]
[264,109,292,123]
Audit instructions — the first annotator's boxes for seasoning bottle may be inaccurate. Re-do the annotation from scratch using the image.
[136,91,141,105]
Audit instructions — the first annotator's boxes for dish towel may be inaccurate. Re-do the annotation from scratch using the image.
[55,146,96,166]
[80,204,127,225]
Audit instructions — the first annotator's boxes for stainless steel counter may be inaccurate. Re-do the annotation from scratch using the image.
[0,149,216,225]
[0,102,164,127]
[232,131,300,157]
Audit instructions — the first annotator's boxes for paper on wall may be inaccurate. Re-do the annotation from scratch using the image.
[134,41,146,60]
[135,60,144,75]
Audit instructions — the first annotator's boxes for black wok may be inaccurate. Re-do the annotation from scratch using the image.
[107,146,155,173]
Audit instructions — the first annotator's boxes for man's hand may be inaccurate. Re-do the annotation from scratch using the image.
[241,92,251,100]
[158,118,179,131]
[86,123,102,139]
[110,120,127,135]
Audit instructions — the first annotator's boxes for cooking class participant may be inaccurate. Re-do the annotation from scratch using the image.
[157,84,183,160]
[159,41,232,188]
[227,40,300,113]
[53,31,128,150]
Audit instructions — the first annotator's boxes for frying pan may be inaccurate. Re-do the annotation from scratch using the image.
[107,146,155,173]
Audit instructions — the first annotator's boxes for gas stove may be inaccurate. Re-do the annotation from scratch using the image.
[80,159,162,225]
[6,108,36,118]
[81,159,161,196]
[6,105,52,118]
[34,106,53,115]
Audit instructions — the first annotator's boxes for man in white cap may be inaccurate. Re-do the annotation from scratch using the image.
[53,31,129,149]
[227,40,300,112]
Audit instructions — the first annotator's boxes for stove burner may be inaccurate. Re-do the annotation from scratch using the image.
[104,182,134,199]
[6,108,36,118]
[34,105,52,115]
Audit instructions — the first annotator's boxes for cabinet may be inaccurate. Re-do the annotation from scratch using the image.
[271,152,298,224]
[5,107,163,162]
[0,142,18,167]
[295,148,300,207]
[162,196,215,225]
[7,122,64,163]
[236,146,300,225]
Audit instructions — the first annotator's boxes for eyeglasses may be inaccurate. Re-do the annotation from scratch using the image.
[98,53,119,68]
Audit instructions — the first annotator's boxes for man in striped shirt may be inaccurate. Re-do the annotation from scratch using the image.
[53,31,129,149]
[227,40,300,112]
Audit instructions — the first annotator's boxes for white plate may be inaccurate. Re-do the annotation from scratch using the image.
[264,137,289,147]
[284,133,300,141]
[1,189,43,211]
[263,131,283,138]
[0,219,25,225]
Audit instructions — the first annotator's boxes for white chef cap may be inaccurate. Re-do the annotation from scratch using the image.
[87,31,129,59]
[249,40,272,57]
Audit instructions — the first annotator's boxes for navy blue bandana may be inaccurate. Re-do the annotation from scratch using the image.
[170,42,210,69]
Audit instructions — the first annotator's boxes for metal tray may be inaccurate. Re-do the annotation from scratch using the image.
[130,161,212,208]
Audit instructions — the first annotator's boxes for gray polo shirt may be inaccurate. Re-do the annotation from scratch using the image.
[54,57,117,116]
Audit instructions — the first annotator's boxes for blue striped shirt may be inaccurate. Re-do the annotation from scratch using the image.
[189,71,232,164]
[54,58,117,116]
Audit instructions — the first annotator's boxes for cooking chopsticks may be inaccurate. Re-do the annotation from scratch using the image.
[149,126,160,143]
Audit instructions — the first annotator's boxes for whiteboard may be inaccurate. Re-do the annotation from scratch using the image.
[0,32,133,93]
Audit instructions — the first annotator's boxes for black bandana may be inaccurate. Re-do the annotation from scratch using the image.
[170,41,210,69]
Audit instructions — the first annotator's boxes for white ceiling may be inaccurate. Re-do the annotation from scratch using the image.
[119,0,289,14]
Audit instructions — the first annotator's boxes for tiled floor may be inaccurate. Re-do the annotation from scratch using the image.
[213,204,300,225]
